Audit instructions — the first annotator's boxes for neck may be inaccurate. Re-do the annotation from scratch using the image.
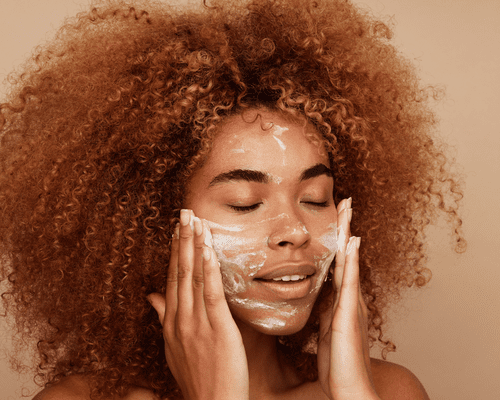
[235,318,303,398]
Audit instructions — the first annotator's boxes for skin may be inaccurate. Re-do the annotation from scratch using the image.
[187,114,338,336]
[152,109,380,399]
[33,109,430,399]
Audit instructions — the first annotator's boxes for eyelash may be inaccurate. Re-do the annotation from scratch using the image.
[228,201,329,212]
[307,201,329,208]
[228,203,261,212]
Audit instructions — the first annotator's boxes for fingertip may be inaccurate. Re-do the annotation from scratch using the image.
[338,198,348,214]
[202,219,213,248]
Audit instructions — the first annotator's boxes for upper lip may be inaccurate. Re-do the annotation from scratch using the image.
[255,263,316,280]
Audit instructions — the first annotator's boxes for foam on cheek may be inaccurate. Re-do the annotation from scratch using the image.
[312,222,338,291]
[205,220,267,294]
[205,214,297,294]
[204,216,336,330]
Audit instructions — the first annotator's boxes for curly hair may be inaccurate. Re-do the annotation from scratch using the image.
[0,0,465,398]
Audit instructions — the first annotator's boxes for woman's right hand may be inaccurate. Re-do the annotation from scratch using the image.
[147,209,249,400]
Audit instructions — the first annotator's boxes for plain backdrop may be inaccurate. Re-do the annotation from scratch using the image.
[0,0,499,399]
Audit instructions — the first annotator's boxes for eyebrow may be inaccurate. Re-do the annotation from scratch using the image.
[208,163,333,187]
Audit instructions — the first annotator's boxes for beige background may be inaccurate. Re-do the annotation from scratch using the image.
[1,0,499,399]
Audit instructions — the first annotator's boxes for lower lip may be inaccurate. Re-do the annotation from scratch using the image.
[257,276,313,300]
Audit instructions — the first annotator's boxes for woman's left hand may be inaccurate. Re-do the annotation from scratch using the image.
[317,198,381,400]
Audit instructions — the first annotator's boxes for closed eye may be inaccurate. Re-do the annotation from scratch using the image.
[230,201,329,212]
[228,203,262,212]
[303,201,329,208]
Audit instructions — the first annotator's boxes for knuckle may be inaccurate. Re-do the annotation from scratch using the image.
[179,230,192,240]
[166,272,178,284]
[192,273,204,289]
[176,263,191,279]
[204,292,224,307]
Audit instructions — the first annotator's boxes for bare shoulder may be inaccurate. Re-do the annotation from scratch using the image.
[370,358,430,400]
[32,375,162,400]
[32,375,91,400]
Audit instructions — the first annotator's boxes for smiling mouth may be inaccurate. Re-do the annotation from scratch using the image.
[264,274,308,282]
[255,274,314,299]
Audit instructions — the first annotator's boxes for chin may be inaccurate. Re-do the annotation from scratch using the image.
[251,320,309,336]
[230,303,313,336]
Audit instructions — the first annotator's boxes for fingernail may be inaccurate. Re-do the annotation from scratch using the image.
[356,236,361,249]
[347,208,353,223]
[189,211,196,232]
[193,216,203,236]
[180,209,191,226]
[346,236,357,255]
[202,220,213,248]
[173,223,180,239]
[347,197,352,208]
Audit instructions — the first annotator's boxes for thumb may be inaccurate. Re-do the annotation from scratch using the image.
[147,292,166,326]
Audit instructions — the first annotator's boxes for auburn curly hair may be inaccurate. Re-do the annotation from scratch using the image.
[0,0,465,398]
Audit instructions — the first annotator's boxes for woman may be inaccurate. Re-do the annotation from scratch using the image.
[0,0,464,398]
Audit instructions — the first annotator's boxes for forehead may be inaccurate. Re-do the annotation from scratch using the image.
[205,110,329,173]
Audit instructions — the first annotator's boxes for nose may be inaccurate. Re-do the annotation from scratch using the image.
[267,212,311,249]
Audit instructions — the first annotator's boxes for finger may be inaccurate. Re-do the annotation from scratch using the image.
[165,223,180,327]
[201,233,232,330]
[192,216,208,322]
[334,198,352,290]
[336,236,361,321]
[360,296,372,370]
[177,209,196,320]
[356,264,371,369]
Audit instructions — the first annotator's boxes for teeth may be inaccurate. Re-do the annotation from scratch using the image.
[272,274,306,282]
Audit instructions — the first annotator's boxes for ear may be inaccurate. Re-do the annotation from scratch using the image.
[147,293,166,326]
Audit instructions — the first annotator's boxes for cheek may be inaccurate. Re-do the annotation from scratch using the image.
[207,222,267,294]
[312,222,338,291]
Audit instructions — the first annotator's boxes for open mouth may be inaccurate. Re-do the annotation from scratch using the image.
[255,274,315,299]
[257,274,310,283]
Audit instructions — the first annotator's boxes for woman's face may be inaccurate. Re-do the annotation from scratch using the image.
[184,110,338,335]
